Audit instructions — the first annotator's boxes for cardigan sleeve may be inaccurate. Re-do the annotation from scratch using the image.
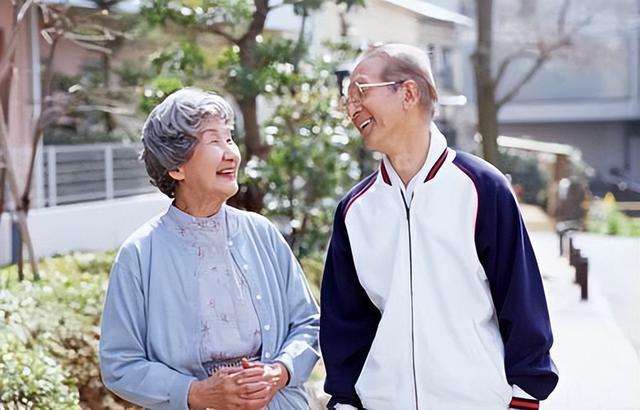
[99,249,197,409]
[268,223,321,387]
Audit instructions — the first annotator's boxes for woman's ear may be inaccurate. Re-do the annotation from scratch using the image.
[168,166,186,181]
[402,80,420,110]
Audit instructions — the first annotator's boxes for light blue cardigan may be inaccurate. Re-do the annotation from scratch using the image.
[99,205,320,409]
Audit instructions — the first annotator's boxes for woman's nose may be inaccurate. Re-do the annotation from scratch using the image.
[222,145,239,162]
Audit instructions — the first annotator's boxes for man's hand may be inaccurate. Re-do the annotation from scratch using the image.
[187,367,273,410]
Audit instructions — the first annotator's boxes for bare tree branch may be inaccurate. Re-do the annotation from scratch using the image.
[557,0,571,35]
[16,0,34,23]
[495,7,590,109]
[496,35,573,109]
[494,47,539,85]
[64,31,116,42]
[66,37,113,53]
[0,20,24,84]
[74,105,134,115]
[21,35,60,206]
[209,25,239,44]
[0,102,40,280]
[496,53,548,109]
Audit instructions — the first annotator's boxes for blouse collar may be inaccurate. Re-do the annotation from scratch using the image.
[165,203,227,245]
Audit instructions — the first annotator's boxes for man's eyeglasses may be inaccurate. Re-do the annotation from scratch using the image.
[339,80,405,112]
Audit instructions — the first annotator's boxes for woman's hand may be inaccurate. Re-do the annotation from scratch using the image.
[237,359,290,404]
[187,367,273,410]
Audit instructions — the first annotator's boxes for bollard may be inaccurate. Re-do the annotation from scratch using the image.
[575,256,589,301]
[556,221,580,257]
[569,242,581,270]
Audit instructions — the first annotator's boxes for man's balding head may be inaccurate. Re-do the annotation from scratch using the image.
[355,43,439,117]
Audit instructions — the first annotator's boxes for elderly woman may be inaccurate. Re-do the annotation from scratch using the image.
[99,88,319,410]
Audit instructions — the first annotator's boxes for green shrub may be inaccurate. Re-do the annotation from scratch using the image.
[300,254,324,302]
[0,252,119,409]
[498,149,550,207]
[586,193,640,237]
[0,332,79,409]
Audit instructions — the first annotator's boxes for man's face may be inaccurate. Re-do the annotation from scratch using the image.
[347,57,405,154]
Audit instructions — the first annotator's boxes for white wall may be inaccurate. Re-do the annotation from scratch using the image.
[0,193,171,266]
[310,0,426,53]
[0,213,12,265]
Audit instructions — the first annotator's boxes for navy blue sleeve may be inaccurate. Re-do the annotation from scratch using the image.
[320,201,381,409]
[455,153,558,400]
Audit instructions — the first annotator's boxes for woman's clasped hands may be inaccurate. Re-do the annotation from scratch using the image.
[188,358,289,410]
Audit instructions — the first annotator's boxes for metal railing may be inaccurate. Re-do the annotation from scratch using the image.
[34,143,157,208]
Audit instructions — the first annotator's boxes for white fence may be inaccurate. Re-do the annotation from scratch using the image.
[1,143,162,265]
[35,143,156,208]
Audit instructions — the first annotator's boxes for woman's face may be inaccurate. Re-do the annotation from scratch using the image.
[172,115,241,201]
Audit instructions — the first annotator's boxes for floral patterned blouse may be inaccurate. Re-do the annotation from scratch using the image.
[169,205,262,364]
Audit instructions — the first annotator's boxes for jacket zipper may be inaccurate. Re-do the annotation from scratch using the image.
[401,190,419,410]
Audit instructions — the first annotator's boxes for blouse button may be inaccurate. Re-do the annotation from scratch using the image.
[228,240,234,246]
[256,294,262,300]
[243,264,249,271]
[263,324,271,331]
[265,352,271,359]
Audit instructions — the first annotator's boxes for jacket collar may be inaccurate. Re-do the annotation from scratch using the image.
[379,122,449,188]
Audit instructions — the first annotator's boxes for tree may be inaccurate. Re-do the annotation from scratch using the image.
[471,0,589,165]
[140,0,363,211]
[258,49,367,257]
[0,0,128,280]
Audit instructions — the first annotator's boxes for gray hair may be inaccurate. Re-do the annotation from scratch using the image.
[140,87,235,198]
[358,43,439,117]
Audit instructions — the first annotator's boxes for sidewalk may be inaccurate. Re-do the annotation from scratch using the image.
[522,206,640,410]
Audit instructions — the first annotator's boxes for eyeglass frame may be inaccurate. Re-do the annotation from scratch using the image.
[340,80,406,110]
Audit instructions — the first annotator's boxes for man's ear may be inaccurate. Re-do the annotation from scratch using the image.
[402,80,420,110]
[168,166,186,181]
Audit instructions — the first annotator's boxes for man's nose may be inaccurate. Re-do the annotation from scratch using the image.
[348,100,361,120]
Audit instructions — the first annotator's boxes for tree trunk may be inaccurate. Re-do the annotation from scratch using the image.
[0,168,5,215]
[229,3,270,212]
[17,228,24,281]
[102,53,115,133]
[472,0,500,166]
[238,96,264,160]
[228,95,266,212]
[233,44,267,212]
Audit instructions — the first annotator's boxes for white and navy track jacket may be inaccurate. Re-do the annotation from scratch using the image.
[320,124,558,410]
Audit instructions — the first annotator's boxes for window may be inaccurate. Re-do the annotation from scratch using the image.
[428,45,455,91]
[439,47,455,90]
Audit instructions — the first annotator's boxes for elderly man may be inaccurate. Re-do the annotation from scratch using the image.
[320,44,558,409]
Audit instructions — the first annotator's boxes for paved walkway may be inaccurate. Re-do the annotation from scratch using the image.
[523,209,640,410]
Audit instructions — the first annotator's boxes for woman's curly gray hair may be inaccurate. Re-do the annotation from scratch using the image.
[140,88,235,198]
